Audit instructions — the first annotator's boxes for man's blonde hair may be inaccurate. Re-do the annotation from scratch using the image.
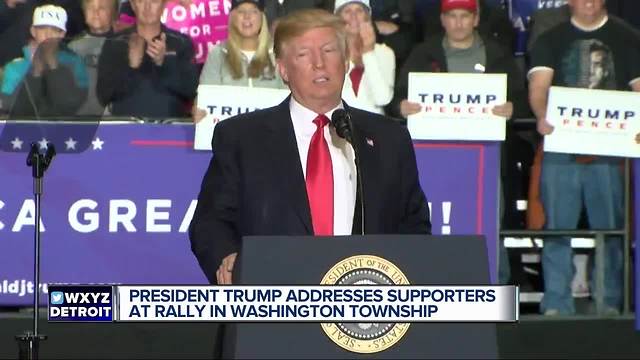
[273,8,347,59]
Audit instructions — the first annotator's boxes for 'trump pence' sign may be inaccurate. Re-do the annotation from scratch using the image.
[194,85,290,150]
[407,73,507,141]
[544,86,640,158]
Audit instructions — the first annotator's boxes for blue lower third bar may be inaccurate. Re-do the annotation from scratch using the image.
[48,285,114,322]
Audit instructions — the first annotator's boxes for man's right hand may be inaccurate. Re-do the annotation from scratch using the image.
[216,253,237,285]
[128,34,146,69]
[400,100,422,118]
[193,107,207,124]
[537,118,554,135]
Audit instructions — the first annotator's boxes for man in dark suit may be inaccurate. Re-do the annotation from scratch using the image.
[189,8,430,286]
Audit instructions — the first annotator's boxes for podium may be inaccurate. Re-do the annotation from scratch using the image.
[223,235,498,359]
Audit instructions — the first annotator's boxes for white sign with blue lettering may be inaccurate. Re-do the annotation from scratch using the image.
[407,73,508,141]
[544,86,640,158]
[194,85,291,150]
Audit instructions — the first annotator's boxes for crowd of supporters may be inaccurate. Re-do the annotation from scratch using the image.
[1,0,639,316]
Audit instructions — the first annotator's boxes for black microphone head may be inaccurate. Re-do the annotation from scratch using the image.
[331,109,352,142]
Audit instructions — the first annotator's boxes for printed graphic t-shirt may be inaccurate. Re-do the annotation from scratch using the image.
[529,19,640,91]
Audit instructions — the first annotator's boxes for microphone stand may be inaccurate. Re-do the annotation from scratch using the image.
[16,143,56,360]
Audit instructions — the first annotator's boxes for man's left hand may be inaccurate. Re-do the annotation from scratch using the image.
[491,102,513,119]
[216,253,238,285]
[147,33,167,66]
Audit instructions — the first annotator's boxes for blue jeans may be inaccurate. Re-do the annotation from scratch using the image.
[539,153,624,314]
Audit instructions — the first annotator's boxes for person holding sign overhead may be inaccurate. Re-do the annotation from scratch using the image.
[192,0,287,123]
[528,0,640,316]
[189,8,430,286]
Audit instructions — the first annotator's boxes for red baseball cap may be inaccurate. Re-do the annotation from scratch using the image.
[441,0,478,13]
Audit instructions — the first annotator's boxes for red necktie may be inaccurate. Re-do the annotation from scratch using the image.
[349,66,365,96]
[306,114,334,236]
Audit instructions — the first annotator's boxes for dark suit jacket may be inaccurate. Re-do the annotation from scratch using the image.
[189,97,431,284]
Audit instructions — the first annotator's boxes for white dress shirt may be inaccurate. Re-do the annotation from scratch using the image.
[289,97,357,235]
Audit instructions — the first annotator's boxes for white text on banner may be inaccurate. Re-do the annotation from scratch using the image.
[407,72,507,140]
[544,86,640,158]
[194,85,291,150]
[116,285,519,322]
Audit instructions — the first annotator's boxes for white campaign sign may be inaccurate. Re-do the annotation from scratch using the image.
[194,85,290,150]
[544,86,640,158]
[407,73,507,140]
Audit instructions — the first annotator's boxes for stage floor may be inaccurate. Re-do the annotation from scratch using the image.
[1,312,639,359]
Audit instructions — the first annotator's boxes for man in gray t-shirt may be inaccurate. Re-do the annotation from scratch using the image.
[395,0,515,120]
[442,29,486,73]
[69,0,118,116]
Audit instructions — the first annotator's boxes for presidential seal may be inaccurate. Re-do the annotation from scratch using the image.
[320,255,410,354]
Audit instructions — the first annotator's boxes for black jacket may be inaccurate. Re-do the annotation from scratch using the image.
[391,33,528,120]
[189,97,431,284]
[96,26,198,118]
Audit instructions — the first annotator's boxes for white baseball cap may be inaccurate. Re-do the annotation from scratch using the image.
[334,0,371,14]
[32,5,68,32]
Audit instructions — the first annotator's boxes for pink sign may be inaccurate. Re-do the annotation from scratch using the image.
[161,0,231,63]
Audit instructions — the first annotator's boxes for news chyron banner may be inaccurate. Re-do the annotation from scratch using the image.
[49,284,518,350]
[48,284,519,320]
[544,86,640,158]
[407,73,507,141]
[48,255,517,354]
[194,85,290,150]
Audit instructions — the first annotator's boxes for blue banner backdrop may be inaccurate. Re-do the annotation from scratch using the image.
[0,123,499,306]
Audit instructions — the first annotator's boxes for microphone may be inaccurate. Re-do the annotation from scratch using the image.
[331,109,353,143]
[330,108,365,235]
